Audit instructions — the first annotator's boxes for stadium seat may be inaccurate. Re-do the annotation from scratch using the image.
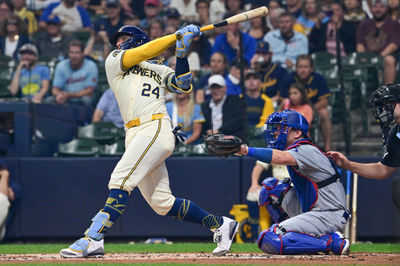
[56,138,99,157]
[0,78,12,98]
[77,121,121,143]
[99,139,125,157]
[70,31,91,44]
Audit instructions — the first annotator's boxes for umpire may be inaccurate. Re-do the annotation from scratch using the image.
[327,84,400,212]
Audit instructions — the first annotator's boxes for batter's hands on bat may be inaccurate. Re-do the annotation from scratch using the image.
[326,151,351,169]
[175,24,201,58]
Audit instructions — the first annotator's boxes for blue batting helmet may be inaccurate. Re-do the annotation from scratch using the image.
[109,25,149,49]
[265,109,309,150]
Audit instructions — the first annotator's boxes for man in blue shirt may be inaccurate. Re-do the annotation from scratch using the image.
[280,54,331,151]
[51,40,98,106]
[92,88,123,128]
[264,12,308,70]
[211,12,256,65]
[250,40,287,103]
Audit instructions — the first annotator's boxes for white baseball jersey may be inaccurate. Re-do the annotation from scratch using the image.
[105,50,175,124]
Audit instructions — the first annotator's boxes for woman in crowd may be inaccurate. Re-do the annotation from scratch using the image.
[343,0,367,27]
[280,83,313,125]
[297,0,329,36]
[0,14,30,60]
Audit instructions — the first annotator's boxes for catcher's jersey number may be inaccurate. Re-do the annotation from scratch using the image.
[141,83,160,99]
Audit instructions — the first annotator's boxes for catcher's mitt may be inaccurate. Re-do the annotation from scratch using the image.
[203,133,242,157]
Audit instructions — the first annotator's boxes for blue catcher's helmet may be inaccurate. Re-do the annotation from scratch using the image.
[109,25,149,50]
[265,109,309,150]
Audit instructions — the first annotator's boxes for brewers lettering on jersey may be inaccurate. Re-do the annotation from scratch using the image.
[60,25,238,258]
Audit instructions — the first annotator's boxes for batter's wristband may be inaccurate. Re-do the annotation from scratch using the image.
[247,147,273,163]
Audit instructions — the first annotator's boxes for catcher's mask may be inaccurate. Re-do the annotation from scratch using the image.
[265,110,309,150]
[109,25,149,50]
[370,84,400,128]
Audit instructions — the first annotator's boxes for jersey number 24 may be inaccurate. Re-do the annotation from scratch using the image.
[141,83,160,99]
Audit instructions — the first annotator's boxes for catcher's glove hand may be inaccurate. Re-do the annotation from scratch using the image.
[203,133,242,157]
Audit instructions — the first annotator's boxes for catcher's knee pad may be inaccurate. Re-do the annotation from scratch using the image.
[84,211,113,241]
[257,224,348,255]
[258,177,291,223]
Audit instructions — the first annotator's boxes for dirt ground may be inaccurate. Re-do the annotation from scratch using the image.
[1,252,399,265]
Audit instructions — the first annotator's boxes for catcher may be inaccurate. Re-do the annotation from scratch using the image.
[205,109,350,255]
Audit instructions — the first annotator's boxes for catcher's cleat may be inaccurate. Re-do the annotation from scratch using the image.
[212,216,239,256]
[60,237,104,258]
[330,232,350,255]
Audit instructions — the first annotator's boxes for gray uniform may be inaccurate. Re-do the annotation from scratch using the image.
[279,144,348,236]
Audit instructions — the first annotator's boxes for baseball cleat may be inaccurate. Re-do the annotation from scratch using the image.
[330,231,350,255]
[60,237,104,258]
[212,216,239,256]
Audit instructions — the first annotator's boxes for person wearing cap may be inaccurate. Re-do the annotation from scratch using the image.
[50,40,98,106]
[212,12,256,65]
[39,0,91,32]
[139,0,162,30]
[200,74,247,143]
[250,40,287,103]
[327,84,400,212]
[356,0,400,84]
[164,7,181,29]
[264,12,308,69]
[12,0,38,35]
[33,15,74,60]
[9,44,50,103]
[244,71,274,128]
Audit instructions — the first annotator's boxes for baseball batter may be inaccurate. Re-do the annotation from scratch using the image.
[60,25,238,258]
[236,109,350,255]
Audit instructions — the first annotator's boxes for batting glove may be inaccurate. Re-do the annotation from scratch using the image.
[175,24,201,58]
[172,126,187,144]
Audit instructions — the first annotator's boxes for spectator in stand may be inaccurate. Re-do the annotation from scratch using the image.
[9,44,50,103]
[39,0,91,32]
[321,0,336,17]
[164,7,181,29]
[389,0,400,21]
[93,0,123,38]
[287,0,303,18]
[244,71,274,128]
[0,0,12,26]
[0,14,29,60]
[280,83,314,125]
[190,21,212,68]
[266,0,282,30]
[166,93,205,145]
[212,12,256,65]
[195,52,228,103]
[225,0,243,16]
[50,40,98,106]
[343,0,368,27]
[201,74,247,143]
[170,0,196,22]
[122,12,140,26]
[225,59,245,96]
[356,0,400,84]
[264,12,308,70]
[250,40,287,104]
[148,18,164,41]
[92,88,123,128]
[33,15,73,60]
[194,0,210,26]
[209,0,225,24]
[280,54,331,151]
[309,1,356,57]
[12,0,37,35]
[139,0,162,30]
[297,0,330,37]
[247,13,270,42]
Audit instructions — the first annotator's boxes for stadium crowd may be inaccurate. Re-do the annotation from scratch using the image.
[0,0,399,153]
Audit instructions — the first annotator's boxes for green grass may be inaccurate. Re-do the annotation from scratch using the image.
[0,242,399,254]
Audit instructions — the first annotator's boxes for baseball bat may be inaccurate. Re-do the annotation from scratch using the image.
[351,173,358,244]
[200,6,269,32]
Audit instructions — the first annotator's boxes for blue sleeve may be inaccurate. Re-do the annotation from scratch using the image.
[316,74,330,97]
[247,147,273,163]
[53,63,66,89]
[192,104,205,123]
[40,65,50,80]
[165,102,173,117]
[244,34,256,65]
[39,3,58,22]
[96,89,110,111]
[85,61,98,87]
[78,6,91,27]
[175,57,190,76]
[280,73,293,98]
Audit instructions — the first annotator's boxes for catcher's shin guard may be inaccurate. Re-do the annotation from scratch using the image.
[84,211,113,241]
[258,177,291,223]
[257,224,350,255]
